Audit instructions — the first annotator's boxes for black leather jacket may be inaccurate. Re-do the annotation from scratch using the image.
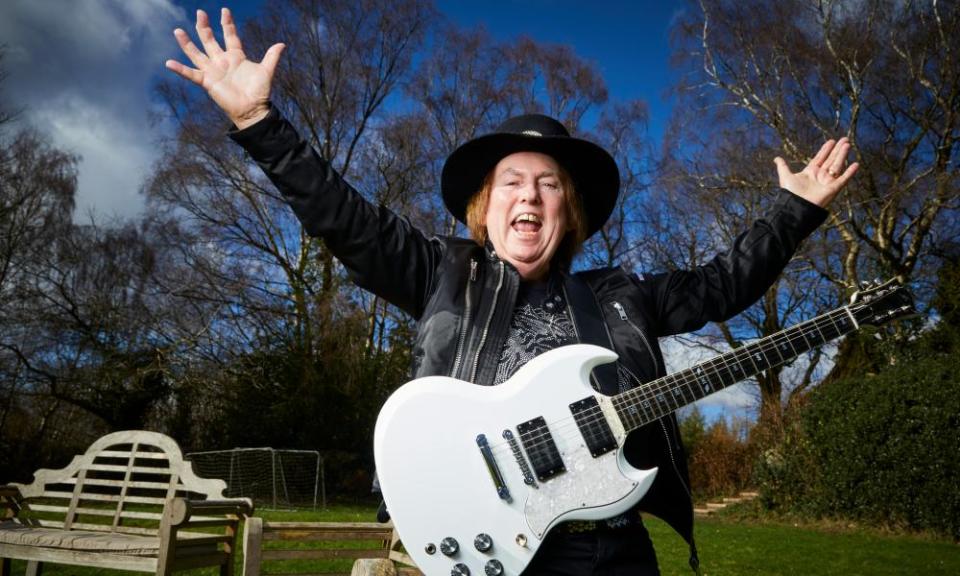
[231,107,828,559]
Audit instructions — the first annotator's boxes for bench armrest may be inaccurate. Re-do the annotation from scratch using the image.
[0,484,23,519]
[0,485,21,498]
[168,497,254,526]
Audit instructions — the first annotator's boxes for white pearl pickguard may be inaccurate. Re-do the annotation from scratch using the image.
[374,345,658,576]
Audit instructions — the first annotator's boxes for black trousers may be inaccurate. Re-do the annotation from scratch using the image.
[522,523,660,576]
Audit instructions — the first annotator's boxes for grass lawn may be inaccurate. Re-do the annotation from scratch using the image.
[647,510,959,575]
[5,502,957,575]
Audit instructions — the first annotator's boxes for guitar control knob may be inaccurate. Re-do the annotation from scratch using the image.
[484,559,504,576]
[451,563,470,576]
[440,537,460,556]
[474,533,493,552]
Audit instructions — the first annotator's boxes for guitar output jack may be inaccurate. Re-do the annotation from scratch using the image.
[424,543,436,555]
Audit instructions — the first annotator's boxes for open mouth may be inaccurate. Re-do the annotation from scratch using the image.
[512,213,542,233]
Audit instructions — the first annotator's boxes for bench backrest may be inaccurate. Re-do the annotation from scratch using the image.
[11,430,226,537]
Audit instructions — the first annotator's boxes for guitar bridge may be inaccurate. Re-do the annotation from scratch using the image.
[476,434,510,501]
[503,429,536,486]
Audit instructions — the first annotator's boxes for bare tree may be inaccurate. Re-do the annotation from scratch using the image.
[580,99,653,269]
[657,0,960,421]
[675,0,960,289]
[0,128,76,454]
[150,0,432,375]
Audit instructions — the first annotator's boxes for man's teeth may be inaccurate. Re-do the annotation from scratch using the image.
[514,214,541,224]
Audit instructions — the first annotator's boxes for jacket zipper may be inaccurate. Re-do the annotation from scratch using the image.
[562,283,604,392]
[609,300,689,496]
[660,419,693,500]
[469,260,504,383]
[611,300,661,375]
[451,259,477,378]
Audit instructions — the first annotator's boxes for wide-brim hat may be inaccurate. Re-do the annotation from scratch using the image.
[441,113,620,239]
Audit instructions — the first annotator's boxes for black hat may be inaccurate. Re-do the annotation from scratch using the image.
[441,114,620,239]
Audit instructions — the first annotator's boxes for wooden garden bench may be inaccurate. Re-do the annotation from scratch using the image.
[0,430,253,576]
[242,520,421,576]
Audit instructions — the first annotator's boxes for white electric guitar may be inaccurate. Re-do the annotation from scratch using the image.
[374,280,913,576]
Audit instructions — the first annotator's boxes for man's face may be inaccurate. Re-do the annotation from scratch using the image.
[485,151,570,281]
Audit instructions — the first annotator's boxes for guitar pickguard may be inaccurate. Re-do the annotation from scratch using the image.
[525,445,644,537]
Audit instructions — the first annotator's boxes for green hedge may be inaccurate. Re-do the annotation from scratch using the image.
[802,346,960,538]
[756,328,960,539]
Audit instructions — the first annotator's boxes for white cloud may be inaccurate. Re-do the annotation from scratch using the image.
[0,0,187,221]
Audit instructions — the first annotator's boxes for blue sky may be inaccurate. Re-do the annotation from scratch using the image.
[0,0,753,422]
[433,0,686,140]
[0,0,687,218]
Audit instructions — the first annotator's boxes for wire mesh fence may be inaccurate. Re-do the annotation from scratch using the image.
[186,447,324,509]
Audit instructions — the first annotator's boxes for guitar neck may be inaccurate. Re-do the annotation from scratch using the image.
[611,305,861,433]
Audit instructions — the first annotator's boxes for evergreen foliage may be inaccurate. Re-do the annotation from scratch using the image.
[756,262,960,539]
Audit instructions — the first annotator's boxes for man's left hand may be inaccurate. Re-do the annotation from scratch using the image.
[774,137,859,208]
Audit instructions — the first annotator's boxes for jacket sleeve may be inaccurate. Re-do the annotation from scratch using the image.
[229,106,441,319]
[641,189,828,337]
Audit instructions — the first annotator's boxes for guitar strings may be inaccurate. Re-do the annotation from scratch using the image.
[485,307,857,460]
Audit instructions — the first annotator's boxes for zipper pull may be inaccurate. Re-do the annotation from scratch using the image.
[612,301,628,321]
[469,259,478,282]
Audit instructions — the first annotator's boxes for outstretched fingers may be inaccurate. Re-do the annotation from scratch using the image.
[808,139,835,172]
[832,160,860,189]
[260,43,286,77]
[164,58,203,85]
[823,137,851,178]
[195,9,225,58]
[221,7,243,52]
[167,28,208,86]
[173,28,208,68]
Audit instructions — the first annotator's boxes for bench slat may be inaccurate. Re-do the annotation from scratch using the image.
[29,505,163,521]
[64,478,177,490]
[97,450,169,460]
[0,542,159,571]
[69,522,160,535]
[266,531,391,542]
[262,550,390,561]
[85,464,174,474]
[261,522,386,529]
[70,492,167,506]
[26,504,70,514]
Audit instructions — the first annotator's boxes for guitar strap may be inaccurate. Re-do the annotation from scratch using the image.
[561,272,620,395]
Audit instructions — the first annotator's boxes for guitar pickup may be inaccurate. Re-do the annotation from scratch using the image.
[516,417,565,481]
[569,396,618,457]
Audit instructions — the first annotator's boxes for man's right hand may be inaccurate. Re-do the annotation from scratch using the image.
[165,8,284,130]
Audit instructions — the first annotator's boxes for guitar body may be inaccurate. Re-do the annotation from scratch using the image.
[375,279,916,576]
[374,345,657,576]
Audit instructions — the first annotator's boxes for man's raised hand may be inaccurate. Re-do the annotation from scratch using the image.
[774,137,859,208]
[165,8,284,130]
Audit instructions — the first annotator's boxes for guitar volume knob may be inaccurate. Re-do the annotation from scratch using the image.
[440,537,460,556]
[484,559,504,576]
[474,533,493,552]
[451,563,470,576]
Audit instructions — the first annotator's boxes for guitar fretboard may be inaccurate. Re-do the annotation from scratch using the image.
[612,305,861,432]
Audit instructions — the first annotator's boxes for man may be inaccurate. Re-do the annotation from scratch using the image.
[166,9,857,575]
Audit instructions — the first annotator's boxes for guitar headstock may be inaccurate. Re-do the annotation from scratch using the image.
[849,278,916,327]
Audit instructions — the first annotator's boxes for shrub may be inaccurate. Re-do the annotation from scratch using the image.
[682,408,755,502]
[802,347,960,539]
